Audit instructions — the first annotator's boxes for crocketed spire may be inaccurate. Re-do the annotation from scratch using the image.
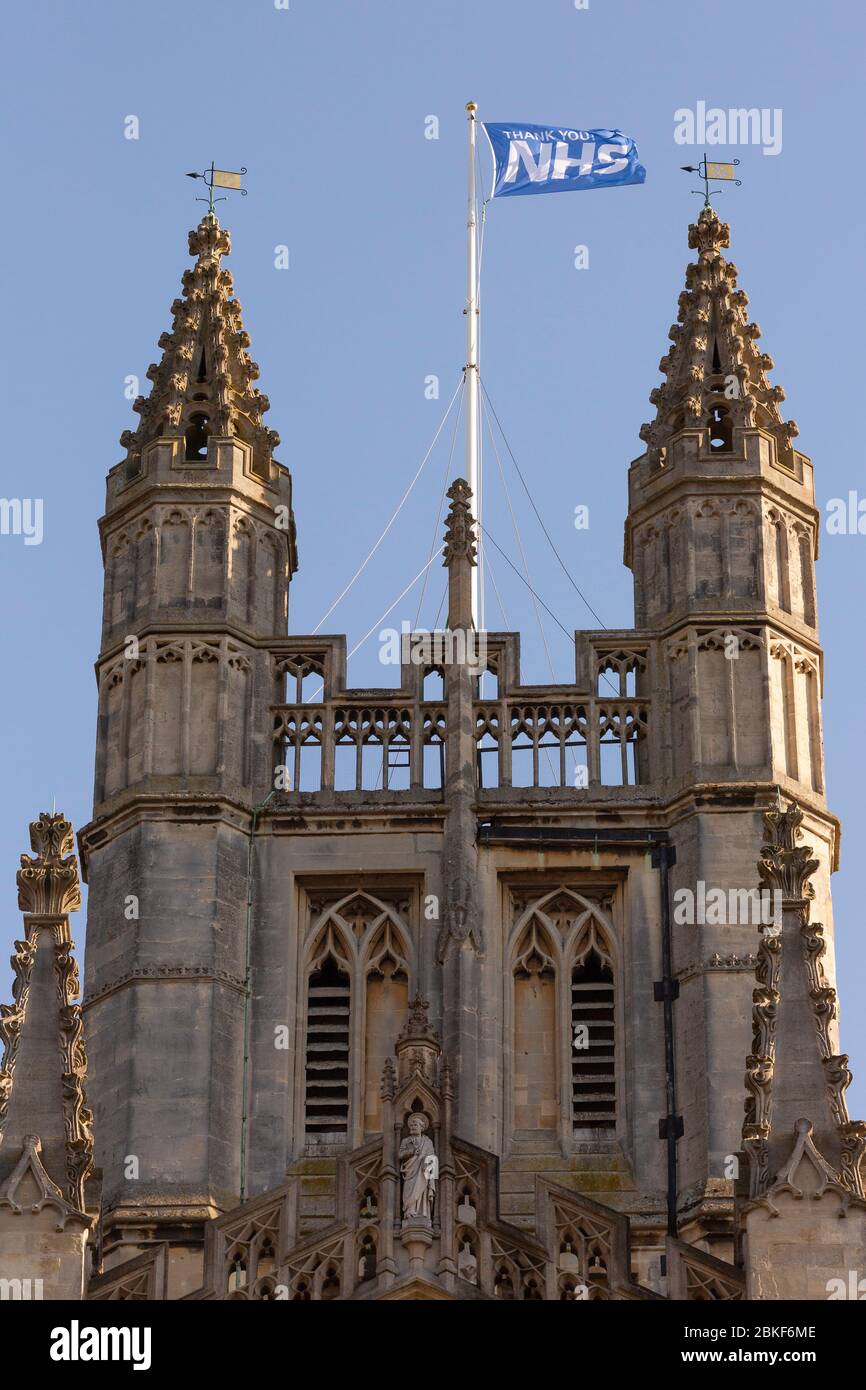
[119,215,279,475]
[639,208,798,468]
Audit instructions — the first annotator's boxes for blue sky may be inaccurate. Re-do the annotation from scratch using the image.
[2,0,865,1106]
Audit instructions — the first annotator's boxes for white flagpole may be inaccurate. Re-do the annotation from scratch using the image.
[465,101,480,629]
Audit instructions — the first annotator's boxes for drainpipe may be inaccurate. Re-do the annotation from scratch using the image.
[239,789,276,1201]
[651,842,682,1239]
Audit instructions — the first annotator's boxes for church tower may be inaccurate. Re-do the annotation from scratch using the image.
[80,216,295,1287]
[625,207,836,1247]
[60,203,863,1301]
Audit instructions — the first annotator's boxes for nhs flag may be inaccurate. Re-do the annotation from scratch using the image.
[482,123,646,198]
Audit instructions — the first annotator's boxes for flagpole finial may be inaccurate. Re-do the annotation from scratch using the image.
[466,101,477,114]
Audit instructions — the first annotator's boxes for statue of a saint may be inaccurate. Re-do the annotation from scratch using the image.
[399,1114,437,1220]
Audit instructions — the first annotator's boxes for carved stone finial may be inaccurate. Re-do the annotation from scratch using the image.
[28,812,75,861]
[757,796,819,904]
[398,993,436,1044]
[687,206,730,257]
[442,479,477,568]
[188,215,231,261]
[395,994,442,1086]
[17,812,81,917]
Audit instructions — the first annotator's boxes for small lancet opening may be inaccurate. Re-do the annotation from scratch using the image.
[708,404,732,451]
[711,337,722,374]
[185,412,210,461]
[196,345,208,382]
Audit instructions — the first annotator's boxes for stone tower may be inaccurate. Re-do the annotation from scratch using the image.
[48,205,863,1300]
[624,206,836,1247]
[79,216,296,1285]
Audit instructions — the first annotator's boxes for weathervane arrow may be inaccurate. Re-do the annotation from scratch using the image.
[186,162,248,217]
[682,154,741,208]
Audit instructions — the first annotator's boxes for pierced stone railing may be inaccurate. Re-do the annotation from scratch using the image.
[272,702,447,793]
[271,692,651,794]
[475,697,650,790]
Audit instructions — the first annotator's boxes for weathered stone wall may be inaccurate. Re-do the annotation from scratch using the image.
[83,817,249,1224]
[744,1195,866,1300]
[0,1203,90,1302]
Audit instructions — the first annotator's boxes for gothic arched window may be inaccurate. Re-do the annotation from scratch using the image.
[510,890,618,1142]
[302,894,412,1147]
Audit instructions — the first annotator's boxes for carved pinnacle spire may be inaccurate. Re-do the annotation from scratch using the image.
[119,215,279,474]
[442,479,477,569]
[639,207,797,469]
[442,478,477,633]
[742,797,866,1212]
[0,812,93,1218]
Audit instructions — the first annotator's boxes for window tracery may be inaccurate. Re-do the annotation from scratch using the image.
[302,890,413,1145]
[509,888,619,1139]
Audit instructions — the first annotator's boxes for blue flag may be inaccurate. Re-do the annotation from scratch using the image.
[482,123,646,198]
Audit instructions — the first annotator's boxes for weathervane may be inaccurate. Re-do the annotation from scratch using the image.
[185,162,248,217]
[681,153,741,209]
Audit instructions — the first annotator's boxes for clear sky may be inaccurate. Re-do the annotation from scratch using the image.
[2,0,864,1106]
